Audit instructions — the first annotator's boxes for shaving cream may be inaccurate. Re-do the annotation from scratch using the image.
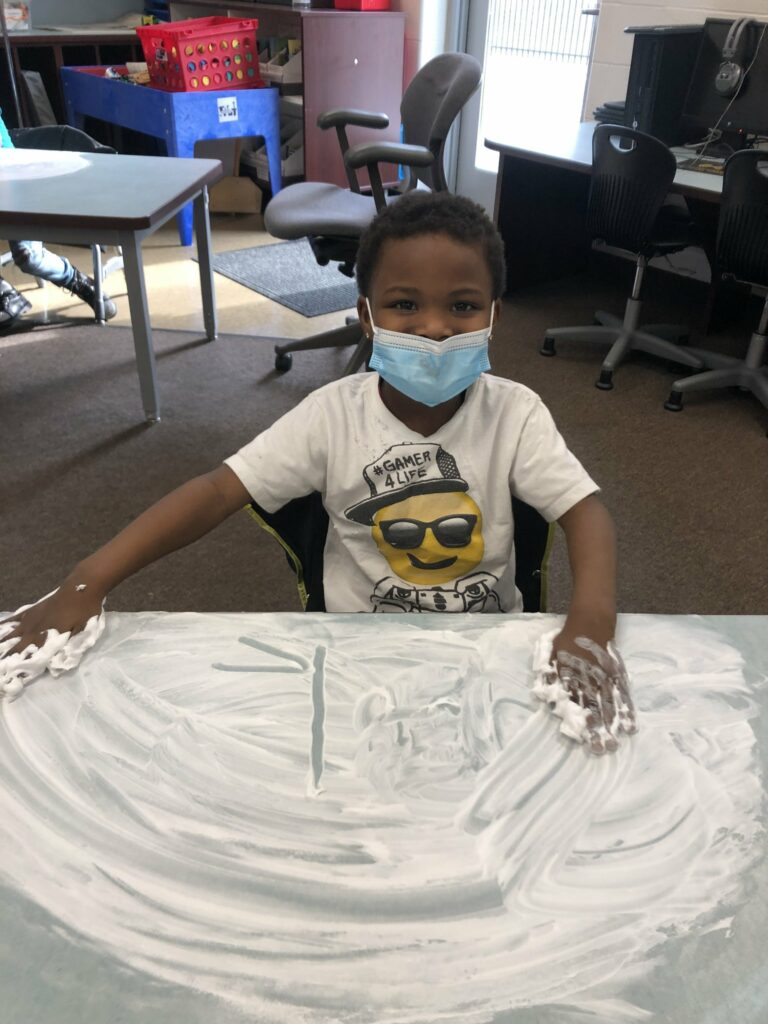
[0,592,105,700]
[0,612,761,1022]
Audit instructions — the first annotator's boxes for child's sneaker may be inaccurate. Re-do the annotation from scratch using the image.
[0,279,32,324]
[66,269,117,320]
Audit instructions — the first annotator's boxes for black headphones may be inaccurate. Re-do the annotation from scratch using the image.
[715,18,755,97]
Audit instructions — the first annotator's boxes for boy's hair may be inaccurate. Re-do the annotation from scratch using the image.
[355,191,507,299]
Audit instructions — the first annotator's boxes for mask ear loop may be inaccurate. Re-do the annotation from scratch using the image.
[365,297,376,340]
[488,301,496,340]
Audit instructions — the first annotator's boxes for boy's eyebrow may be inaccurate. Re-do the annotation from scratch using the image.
[379,286,488,297]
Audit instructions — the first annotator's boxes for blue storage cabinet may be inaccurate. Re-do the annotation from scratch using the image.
[60,67,282,246]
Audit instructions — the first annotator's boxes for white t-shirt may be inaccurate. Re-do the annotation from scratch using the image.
[225,373,598,614]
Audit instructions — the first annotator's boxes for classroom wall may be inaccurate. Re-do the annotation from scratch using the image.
[584,0,768,117]
[30,0,140,27]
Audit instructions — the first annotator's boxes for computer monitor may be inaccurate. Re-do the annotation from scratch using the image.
[680,18,768,149]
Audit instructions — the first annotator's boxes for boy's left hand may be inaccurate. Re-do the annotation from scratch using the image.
[548,630,638,754]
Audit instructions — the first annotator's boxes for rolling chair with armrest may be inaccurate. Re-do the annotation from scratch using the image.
[248,491,554,614]
[5,125,124,324]
[665,150,768,431]
[262,52,482,375]
[541,124,706,390]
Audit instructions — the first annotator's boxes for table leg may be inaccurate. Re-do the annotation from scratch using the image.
[264,105,283,196]
[121,234,161,423]
[165,137,195,247]
[193,187,218,341]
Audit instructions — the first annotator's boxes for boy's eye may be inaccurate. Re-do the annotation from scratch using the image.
[388,300,480,313]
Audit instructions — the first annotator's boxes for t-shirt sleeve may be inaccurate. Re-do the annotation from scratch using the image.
[509,397,598,522]
[224,394,328,511]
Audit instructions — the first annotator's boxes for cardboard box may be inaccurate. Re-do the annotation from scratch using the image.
[209,175,262,214]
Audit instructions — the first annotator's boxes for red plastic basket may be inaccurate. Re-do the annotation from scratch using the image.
[136,17,263,93]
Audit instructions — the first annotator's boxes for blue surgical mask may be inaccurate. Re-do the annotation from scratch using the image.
[366,299,494,407]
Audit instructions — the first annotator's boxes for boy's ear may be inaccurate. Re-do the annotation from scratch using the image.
[492,298,502,330]
[357,296,372,338]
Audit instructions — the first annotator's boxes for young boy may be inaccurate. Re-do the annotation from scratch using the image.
[0,111,117,323]
[1,192,635,752]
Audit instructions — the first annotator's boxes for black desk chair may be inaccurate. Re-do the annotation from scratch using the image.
[5,125,123,324]
[541,124,705,389]
[665,150,768,430]
[248,491,554,614]
[262,52,481,375]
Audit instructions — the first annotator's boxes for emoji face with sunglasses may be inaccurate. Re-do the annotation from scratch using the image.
[371,490,484,586]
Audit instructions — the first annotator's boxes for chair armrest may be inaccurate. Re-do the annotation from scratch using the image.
[345,141,434,170]
[317,109,390,194]
[316,108,389,131]
[345,142,434,211]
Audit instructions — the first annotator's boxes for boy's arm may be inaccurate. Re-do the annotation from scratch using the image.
[2,465,251,655]
[551,494,636,753]
[556,494,617,650]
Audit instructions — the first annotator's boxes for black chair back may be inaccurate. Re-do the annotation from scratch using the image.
[10,124,115,154]
[587,124,676,252]
[717,150,768,287]
[400,52,481,192]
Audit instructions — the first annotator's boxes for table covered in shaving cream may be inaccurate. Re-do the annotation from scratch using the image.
[0,611,765,1024]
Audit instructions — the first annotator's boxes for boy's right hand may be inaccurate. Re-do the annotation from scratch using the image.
[0,583,105,659]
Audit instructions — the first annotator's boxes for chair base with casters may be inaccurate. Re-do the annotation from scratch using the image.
[542,253,704,389]
[247,491,554,615]
[664,295,768,431]
[274,320,371,375]
[271,233,368,373]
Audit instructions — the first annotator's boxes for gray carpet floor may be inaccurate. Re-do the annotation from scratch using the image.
[207,239,359,316]
[1,257,766,617]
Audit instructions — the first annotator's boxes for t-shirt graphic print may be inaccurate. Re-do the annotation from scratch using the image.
[344,442,503,613]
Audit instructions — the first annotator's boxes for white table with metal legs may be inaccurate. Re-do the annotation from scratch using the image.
[0,149,222,422]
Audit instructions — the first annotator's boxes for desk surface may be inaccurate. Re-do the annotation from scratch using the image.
[0,149,222,232]
[0,611,765,1024]
[486,120,723,202]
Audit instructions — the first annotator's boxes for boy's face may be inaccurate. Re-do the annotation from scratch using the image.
[357,233,499,341]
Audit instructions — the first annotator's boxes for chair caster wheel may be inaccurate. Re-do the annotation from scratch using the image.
[596,370,613,390]
[540,337,556,356]
[664,390,683,411]
[275,352,293,372]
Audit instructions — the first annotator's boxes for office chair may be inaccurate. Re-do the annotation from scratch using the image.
[665,150,768,430]
[541,124,706,389]
[262,52,482,374]
[248,491,554,614]
[5,125,124,324]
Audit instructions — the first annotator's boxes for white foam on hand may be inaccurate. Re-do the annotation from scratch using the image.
[531,628,637,751]
[0,594,105,701]
[531,628,591,742]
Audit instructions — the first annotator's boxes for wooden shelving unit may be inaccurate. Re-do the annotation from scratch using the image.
[168,1,405,190]
[0,30,142,129]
